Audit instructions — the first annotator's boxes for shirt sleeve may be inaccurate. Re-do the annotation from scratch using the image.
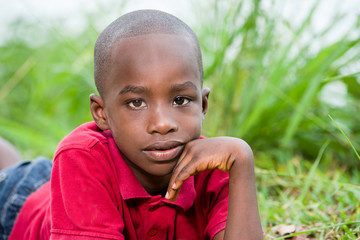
[50,143,125,240]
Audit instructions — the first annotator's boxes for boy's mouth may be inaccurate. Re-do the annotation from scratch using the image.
[143,141,184,162]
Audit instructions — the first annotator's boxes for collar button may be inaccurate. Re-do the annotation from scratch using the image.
[148,229,158,236]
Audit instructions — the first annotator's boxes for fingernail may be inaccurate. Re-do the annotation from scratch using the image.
[172,183,176,189]
[165,192,169,199]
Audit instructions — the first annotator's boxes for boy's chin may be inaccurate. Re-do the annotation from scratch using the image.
[147,164,177,178]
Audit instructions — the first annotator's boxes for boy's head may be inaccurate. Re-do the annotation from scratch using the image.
[90,9,210,193]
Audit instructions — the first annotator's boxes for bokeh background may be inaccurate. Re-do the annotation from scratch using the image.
[1,0,359,238]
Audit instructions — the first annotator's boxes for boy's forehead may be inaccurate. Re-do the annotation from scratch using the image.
[106,33,202,87]
[110,33,196,55]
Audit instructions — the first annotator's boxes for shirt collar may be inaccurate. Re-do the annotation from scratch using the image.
[106,133,196,211]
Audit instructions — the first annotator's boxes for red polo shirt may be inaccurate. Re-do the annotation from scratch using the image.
[10,122,229,240]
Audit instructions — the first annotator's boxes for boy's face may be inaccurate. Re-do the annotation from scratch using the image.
[91,34,209,182]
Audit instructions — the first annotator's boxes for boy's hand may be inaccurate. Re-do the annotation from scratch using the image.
[165,137,252,201]
[166,137,263,239]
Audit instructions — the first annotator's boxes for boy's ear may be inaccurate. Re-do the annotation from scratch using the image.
[89,93,110,131]
[201,88,210,118]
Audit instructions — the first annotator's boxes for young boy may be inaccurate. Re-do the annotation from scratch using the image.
[1,10,263,240]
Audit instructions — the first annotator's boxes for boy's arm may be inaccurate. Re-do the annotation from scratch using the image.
[51,148,125,239]
[166,137,263,240]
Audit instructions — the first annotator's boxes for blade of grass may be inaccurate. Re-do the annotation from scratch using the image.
[281,40,356,147]
[321,71,360,84]
[0,56,35,101]
[328,114,360,161]
[297,140,329,203]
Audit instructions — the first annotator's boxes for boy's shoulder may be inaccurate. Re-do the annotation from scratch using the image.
[56,121,109,154]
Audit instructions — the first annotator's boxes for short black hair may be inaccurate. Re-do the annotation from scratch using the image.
[94,9,203,96]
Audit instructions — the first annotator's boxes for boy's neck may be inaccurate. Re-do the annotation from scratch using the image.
[133,169,171,197]
[122,155,171,196]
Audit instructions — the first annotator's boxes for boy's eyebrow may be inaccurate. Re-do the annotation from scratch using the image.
[119,85,148,95]
[119,81,198,96]
[170,81,198,92]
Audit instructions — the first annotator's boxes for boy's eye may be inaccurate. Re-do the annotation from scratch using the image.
[128,99,147,109]
[173,96,190,106]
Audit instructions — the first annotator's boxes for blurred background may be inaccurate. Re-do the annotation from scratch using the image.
[1,0,359,238]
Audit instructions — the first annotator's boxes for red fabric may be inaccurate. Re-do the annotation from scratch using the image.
[10,122,229,240]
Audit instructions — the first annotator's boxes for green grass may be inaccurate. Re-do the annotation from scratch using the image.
[257,151,360,239]
[0,0,359,238]
[198,0,360,167]
[329,114,360,161]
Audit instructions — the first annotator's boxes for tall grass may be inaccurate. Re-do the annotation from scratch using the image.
[0,16,98,157]
[197,0,360,168]
[0,0,359,238]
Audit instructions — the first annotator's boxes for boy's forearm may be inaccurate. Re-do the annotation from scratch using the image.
[224,141,263,240]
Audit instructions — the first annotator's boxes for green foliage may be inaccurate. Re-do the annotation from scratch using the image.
[0,17,98,158]
[197,0,360,168]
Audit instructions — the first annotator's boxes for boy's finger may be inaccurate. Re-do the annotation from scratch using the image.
[172,157,203,188]
[165,179,182,201]
[166,186,181,202]
[172,154,225,193]
[165,147,193,201]
[167,156,203,201]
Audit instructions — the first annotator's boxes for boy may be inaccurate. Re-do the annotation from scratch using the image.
[1,10,263,239]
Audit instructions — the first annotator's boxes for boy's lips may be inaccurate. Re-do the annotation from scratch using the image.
[142,141,184,162]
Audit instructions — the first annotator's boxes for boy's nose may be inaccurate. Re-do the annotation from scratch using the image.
[147,106,178,135]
